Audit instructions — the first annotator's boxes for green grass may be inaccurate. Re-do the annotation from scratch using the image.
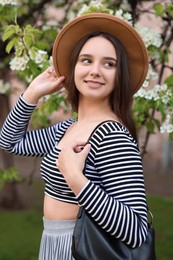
[0,195,172,260]
[147,195,173,260]
[0,209,42,260]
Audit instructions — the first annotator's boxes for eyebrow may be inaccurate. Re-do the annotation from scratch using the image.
[79,54,117,62]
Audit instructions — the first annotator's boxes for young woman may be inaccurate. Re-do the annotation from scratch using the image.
[0,13,149,260]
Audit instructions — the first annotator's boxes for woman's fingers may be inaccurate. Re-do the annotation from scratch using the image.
[72,141,88,149]
[47,67,54,74]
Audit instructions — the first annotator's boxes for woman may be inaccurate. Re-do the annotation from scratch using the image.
[0,13,148,259]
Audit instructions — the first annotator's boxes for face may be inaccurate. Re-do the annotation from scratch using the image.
[74,36,117,103]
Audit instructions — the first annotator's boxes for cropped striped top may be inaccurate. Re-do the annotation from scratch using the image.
[0,95,148,247]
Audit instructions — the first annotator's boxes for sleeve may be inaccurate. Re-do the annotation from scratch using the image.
[0,95,59,157]
[76,131,148,248]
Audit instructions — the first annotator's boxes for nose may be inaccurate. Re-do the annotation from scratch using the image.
[90,62,101,77]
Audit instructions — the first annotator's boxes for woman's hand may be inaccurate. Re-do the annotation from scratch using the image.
[23,67,65,104]
[56,141,91,195]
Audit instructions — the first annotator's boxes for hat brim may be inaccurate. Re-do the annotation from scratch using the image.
[52,13,148,94]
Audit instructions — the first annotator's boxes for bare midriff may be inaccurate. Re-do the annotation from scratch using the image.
[43,194,79,220]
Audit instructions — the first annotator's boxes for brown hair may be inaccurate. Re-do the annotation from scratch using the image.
[66,32,137,141]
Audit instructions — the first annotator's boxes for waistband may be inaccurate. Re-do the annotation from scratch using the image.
[43,217,76,234]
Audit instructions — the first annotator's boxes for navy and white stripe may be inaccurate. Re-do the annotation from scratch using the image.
[0,95,148,248]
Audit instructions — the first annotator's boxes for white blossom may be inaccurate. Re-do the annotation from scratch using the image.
[120,0,132,12]
[0,79,10,94]
[115,9,132,24]
[151,49,161,60]
[77,1,113,16]
[135,24,162,48]
[123,12,132,22]
[115,9,123,19]
[77,4,89,16]
[148,65,158,80]
[42,25,52,31]
[135,88,147,98]
[67,10,76,21]
[142,79,149,88]
[160,114,173,134]
[9,55,29,71]
[0,0,18,5]
[160,123,173,134]
[29,49,48,64]
[49,56,53,66]
[161,89,172,105]
[90,0,102,8]
[142,63,159,88]
[154,84,166,92]
[26,75,33,83]
[145,89,159,101]
[166,107,173,116]
[166,125,173,133]
[135,83,171,104]
[35,50,47,64]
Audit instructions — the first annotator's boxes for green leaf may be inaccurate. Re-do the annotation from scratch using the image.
[15,46,24,56]
[153,3,165,16]
[6,40,14,53]
[72,112,78,119]
[153,118,161,131]
[24,35,33,48]
[14,25,22,34]
[165,75,173,87]
[146,121,155,133]
[2,30,15,41]
[35,40,48,50]
[2,25,22,41]
[0,167,20,190]
[165,4,173,18]
[24,25,41,36]
[29,46,37,59]
[168,132,173,141]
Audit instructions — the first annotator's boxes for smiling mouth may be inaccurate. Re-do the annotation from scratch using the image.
[84,80,104,88]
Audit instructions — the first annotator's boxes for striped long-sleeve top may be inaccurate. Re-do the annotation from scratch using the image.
[0,95,148,248]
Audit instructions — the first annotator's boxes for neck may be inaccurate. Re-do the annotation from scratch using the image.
[76,97,117,123]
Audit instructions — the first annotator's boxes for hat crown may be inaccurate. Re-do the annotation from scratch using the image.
[53,13,148,94]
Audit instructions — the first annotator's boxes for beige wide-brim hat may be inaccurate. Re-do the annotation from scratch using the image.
[52,13,148,94]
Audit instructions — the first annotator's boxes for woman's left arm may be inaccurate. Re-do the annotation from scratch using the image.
[75,132,148,248]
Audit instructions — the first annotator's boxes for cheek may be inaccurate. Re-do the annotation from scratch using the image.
[74,64,81,78]
[74,65,87,81]
[108,74,116,94]
[74,66,84,90]
[108,71,116,85]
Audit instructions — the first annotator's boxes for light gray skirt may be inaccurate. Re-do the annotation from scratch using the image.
[38,218,76,260]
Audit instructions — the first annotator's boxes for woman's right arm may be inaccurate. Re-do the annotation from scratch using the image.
[0,95,58,156]
[0,67,65,157]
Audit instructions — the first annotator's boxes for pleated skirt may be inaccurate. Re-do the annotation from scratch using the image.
[38,218,76,260]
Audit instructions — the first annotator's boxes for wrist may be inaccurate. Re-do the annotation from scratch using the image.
[23,88,40,104]
[66,172,89,196]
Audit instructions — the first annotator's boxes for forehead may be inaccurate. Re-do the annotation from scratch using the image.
[79,36,117,57]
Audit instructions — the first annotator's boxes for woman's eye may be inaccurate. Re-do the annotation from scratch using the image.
[81,58,91,64]
[104,62,115,68]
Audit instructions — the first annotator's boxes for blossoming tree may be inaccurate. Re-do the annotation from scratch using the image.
[0,0,173,207]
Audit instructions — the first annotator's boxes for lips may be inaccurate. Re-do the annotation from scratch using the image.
[84,80,104,88]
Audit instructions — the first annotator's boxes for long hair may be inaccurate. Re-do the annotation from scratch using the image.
[66,31,137,141]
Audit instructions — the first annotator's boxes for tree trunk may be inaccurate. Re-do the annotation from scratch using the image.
[0,95,23,209]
